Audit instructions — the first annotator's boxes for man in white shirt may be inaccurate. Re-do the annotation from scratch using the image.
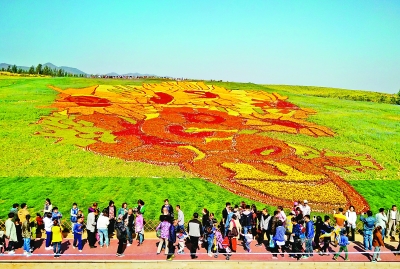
[176,205,185,231]
[87,209,98,248]
[386,205,399,240]
[300,200,311,216]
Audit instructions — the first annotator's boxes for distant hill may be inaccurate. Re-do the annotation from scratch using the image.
[42,63,87,75]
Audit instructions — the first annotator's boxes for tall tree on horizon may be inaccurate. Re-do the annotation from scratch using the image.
[36,64,42,75]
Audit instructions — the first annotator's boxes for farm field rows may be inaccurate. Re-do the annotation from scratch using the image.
[0,76,399,220]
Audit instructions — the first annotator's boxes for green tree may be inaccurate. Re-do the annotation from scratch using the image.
[396,90,400,105]
[36,64,42,74]
[11,64,18,73]
[6,65,11,72]
[17,68,23,74]
[28,65,35,74]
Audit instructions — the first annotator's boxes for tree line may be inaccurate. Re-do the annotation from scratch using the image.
[0,64,85,77]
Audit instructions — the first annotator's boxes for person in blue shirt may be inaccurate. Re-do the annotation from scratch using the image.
[51,207,63,225]
[360,210,376,250]
[72,216,84,252]
[290,218,303,260]
[333,230,350,261]
[303,215,314,259]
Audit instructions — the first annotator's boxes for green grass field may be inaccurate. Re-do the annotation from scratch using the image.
[0,76,399,220]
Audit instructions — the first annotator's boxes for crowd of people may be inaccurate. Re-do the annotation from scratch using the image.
[1,198,399,263]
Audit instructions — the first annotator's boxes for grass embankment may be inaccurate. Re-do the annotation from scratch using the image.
[0,76,399,219]
[264,84,399,105]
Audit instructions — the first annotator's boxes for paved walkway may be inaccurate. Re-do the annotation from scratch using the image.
[1,236,399,264]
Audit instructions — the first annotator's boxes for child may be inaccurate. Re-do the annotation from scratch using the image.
[52,207,63,224]
[73,216,84,252]
[36,213,44,231]
[70,203,79,228]
[30,221,37,252]
[43,212,53,250]
[177,228,188,254]
[77,210,84,220]
[333,230,350,261]
[51,220,63,258]
[372,226,384,263]
[135,211,144,246]
[241,228,253,253]
[0,231,5,254]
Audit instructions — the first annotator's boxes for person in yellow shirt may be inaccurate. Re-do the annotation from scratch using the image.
[51,220,63,258]
[333,208,347,246]
[18,203,29,224]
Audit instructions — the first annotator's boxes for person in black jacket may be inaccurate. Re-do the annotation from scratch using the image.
[167,219,178,261]
[314,216,323,251]
[220,202,231,236]
[123,209,135,245]
[115,215,126,257]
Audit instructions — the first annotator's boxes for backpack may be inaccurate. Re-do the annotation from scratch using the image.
[241,212,253,227]
[228,220,239,237]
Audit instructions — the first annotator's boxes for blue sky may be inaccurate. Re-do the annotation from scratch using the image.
[1,0,399,93]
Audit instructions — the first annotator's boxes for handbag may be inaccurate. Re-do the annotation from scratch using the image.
[269,239,275,248]
[156,229,161,238]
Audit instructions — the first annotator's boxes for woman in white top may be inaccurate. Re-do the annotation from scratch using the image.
[345,205,357,241]
[43,198,53,214]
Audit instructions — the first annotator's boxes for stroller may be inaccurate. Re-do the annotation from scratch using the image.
[213,230,232,260]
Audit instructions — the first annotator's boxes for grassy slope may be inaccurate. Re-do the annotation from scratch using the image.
[0,77,399,219]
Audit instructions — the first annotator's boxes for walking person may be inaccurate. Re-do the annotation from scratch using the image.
[156,215,171,255]
[97,210,110,248]
[72,216,84,252]
[51,220,63,258]
[345,206,357,241]
[5,212,18,254]
[240,205,253,248]
[187,213,203,259]
[333,230,350,261]
[167,219,178,261]
[372,226,385,262]
[220,202,231,236]
[303,215,314,259]
[319,216,334,256]
[123,208,134,246]
[22,214,32,256]
[360,210,376,250]
[86,209,98,248]
[314,216,323,251]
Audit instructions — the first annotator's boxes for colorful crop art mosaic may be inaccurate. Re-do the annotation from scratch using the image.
[36,82,382,212]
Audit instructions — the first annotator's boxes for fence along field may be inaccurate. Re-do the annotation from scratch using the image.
[0,76,399,222]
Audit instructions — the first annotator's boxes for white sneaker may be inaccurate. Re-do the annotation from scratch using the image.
[79,250,82,252]
[8,250,15,255]
[377,258,382,261]
[127,243,131,247]
[208,253,212,257]
[45,247,52,250]
[26,253,32,257]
